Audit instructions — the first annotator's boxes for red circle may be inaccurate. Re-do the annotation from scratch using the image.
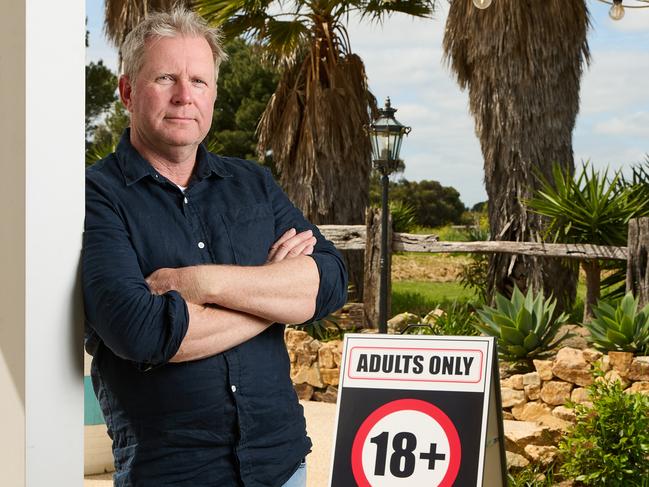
[351,399,461,487]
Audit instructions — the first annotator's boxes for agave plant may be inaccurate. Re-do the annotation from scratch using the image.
[585,293,649,355]
[475,286,570,362]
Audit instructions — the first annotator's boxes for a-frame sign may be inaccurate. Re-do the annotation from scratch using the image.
[329,334,507,486]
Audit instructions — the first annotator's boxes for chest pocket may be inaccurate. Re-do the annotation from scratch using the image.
[222,203,275,266]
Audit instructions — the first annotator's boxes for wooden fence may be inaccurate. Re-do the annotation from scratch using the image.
[319,214,648,327]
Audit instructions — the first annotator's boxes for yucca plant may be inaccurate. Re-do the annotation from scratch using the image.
[584,293,649,355]
[475,286,570,364]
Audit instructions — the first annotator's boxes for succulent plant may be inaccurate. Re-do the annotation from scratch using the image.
[475,286,570,362]
[584,292,649,355]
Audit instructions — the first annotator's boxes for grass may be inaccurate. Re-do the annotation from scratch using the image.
[392,280,476,317]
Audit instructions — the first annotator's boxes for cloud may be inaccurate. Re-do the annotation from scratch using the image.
[593,112,649,136]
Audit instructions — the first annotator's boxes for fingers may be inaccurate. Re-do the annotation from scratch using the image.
[267,228,317,263]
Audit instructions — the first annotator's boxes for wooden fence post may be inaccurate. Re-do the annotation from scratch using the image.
[363,207,392,329]
[626,217,649,308]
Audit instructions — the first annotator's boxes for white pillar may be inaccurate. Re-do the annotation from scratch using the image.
[0,1,85,485]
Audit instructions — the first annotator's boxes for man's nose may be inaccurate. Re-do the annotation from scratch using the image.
[171,79,192,105]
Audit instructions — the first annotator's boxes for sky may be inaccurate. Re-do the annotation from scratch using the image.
[85,1,649,207]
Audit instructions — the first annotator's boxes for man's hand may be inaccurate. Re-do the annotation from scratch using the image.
[267,228,316,263]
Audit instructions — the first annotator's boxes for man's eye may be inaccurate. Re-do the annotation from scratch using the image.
[192,79,207,86]
[157,75,173,83]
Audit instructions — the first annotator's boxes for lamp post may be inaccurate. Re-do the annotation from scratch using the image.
[367,98,411,333]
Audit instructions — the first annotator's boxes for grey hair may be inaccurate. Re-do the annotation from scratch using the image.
[120,7,227,82]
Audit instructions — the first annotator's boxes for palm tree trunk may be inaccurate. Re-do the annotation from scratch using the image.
[443,0,590,312]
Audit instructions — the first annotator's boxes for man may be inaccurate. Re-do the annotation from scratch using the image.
[83,8,347,487]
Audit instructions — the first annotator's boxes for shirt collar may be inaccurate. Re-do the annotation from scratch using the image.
[116,129,232,186]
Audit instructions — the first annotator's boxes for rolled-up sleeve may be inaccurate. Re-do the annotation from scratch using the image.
[263,168,348,321]
[83,173,189,368]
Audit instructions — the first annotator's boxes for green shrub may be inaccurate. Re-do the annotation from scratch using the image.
[290,315,345,342]
[401,301,481,337]
[584,292,649,355]
[430,301,481,337]
[507,462,556,487]
[558,370,649,486]
[475,287,570,363]
[389,200,418,233]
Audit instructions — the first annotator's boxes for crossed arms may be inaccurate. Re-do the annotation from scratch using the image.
[146,229,320,362]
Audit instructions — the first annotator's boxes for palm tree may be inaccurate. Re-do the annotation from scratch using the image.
[194,0,435,225]
[443,0,591,311]
[104,0,186,60]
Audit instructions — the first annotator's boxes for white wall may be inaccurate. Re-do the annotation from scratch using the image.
[0,1,85,485]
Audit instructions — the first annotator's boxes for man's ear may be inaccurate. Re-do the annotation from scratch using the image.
[118,75,133,111]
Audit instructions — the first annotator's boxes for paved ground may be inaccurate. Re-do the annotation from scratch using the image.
[84,401,338,487]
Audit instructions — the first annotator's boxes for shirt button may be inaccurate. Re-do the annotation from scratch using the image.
[198,241,205,249]
[183,197,188,204]
[231,385,237,393]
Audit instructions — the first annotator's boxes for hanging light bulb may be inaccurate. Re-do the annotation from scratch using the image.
[609,0,625,20]
[472,0,493,9]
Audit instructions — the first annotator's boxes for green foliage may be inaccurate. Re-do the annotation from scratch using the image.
[290,315,345,342]
[205,38,279,161]
[507,462,556,487]
[402,301,481,337]
[529,162,649,247]
[389,200,417,233]
[370,177,467,228]
[475,287,570,362]
[86,101,130,166]
[430,301,481,337]
[459,254,489,303]
[584,292,649,355]
[85,60,117,141]
[558,370,649,486]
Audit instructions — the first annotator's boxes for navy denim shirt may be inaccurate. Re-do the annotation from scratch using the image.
[83,131,347,486]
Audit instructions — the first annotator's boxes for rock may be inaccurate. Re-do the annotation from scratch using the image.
[525,384,541,401]
[536,414,572,431]
[318,342,340,369]
[628,357,649,381]
[291,363,324,388]
[626,381,649,395]
[570,387,591,404]
[293,383,314,401]
[524,445,559,466]
[556,324,590,350]
[503,411,515,420]
[608,351,634,376]
[506,451,529,469]
[533,359,554,381]
[313,385,338,403]
[511,402,552,422]
[540,381,573,406]
[500,377,514,389]
[501,387,527,408]
[602,370,630,389]
[552,405,576,422]
[509,374,525,390]
[504,420,555,453]
[421,308,445,325]
[552,347,593,387]
[583,348,603,363]
[523,372,541,388]
[552,481,575,487]
[387,312,420,333]
[320,367,340,386]
[600,355,611,373]
[285,329,312,349]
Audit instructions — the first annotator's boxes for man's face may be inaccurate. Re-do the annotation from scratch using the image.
[120,35,217,153]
